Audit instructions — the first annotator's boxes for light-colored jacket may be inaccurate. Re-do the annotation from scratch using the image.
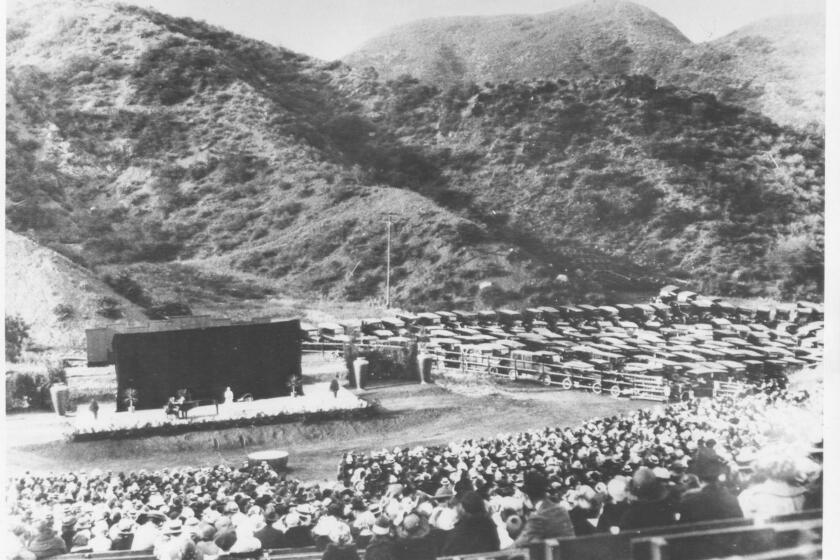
[514,500,575,546]
[738,480,806,519]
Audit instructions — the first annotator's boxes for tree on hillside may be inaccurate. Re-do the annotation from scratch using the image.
[6,315,30,362]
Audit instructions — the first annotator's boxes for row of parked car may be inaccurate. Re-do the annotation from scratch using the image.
[301,290,823,400]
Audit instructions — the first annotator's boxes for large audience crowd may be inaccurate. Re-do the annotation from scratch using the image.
[5,387,822,560]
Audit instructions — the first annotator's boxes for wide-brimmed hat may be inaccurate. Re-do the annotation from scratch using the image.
[630,467,668,502]
[434,486,454,501]
[283,513,301,528]
[163,519,183,535]
[372,516,391,536]
[397,513,430,539]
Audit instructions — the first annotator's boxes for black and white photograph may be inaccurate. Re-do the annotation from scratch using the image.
[3,1,834,559]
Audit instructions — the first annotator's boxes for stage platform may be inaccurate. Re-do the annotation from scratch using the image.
[69,382,367,436]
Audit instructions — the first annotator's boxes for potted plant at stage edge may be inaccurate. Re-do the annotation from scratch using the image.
[123,388,138,413]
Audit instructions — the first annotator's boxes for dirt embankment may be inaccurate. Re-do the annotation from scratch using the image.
[5,230,146,353]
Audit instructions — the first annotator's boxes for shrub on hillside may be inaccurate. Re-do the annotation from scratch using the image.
[5,316,30,362]
[132,37,233,105]
[222,152,267,184]
[96,297,123,319]
[103,272,153,308]
[52,303,76,322]
[46,361,67,385]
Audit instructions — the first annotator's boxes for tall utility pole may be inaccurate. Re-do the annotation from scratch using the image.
[385,215,392,308]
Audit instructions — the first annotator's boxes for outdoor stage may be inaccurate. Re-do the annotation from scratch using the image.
[69,382,368,437]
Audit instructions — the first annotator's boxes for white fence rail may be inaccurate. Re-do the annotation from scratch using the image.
[422,347,674,401]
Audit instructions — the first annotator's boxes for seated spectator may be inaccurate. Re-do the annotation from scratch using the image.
[321,523,359,560]
[501,510,523,543]
[619,467,676,531]
[597,476,629,534]
[195,524,221,558]
[228,524,262,556]
[394,512,436,560]
[428,486,457,531]
[441,491,500,556]
[677,453,743,524]
[282,512,314,548]
[155,535,198,560]
[89,523,113,552]
[132,512,167,551]
[253,509,285,549]
[739,450,809,519]
[7,522,36,560]
[26,519,67,559]
[568,485,601,536]
[110,518,135,550]
[214,530,238,557]
[313,502,347,551]
[514,471,575,546]
[365,516,396,560]
[69,531,92,553]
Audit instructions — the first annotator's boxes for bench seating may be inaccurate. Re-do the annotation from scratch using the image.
[53,511,822,560]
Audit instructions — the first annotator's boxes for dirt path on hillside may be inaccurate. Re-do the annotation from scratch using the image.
[5,383,644,481]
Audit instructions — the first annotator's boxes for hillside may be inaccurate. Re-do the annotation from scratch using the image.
[344,2,824,130]
[5,0,553,311]
[5,230,147,352]
[348,75,823,301]
[660,13,825,132]
[5,0,824,318]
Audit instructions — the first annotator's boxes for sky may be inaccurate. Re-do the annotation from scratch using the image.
[127,0,826,61]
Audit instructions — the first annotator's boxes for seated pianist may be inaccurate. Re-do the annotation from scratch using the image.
[164,396,180,418]
[164,393,187,419]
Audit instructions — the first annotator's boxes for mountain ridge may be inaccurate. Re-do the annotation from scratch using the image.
[344,2,824,130]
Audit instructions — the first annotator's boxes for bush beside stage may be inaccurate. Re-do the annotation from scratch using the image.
[68,401,376,442]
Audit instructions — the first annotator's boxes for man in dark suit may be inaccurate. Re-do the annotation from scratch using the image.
[514,470,575,546]
[254,509,286,549]
[619,467,677,531]
[677,452,743,524]
[441,491,500,556]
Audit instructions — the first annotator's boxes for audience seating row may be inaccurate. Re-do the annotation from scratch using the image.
[56,511,821,560]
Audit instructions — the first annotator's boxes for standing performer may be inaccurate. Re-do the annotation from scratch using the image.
[330,375,340,398]
[89,398,99,420]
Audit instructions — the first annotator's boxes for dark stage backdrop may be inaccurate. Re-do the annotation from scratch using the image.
[113,320,301,411]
